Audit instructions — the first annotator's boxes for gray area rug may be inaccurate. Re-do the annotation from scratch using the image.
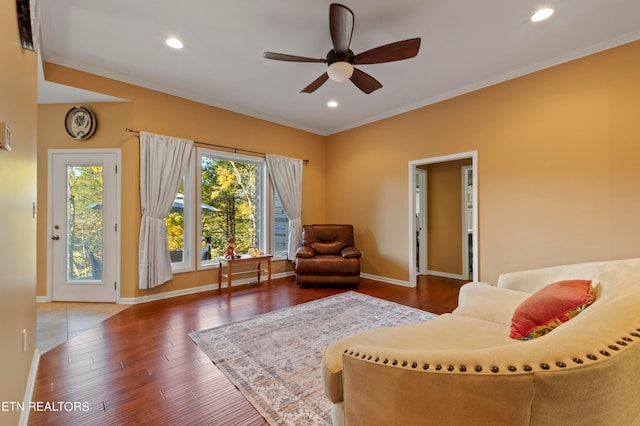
[189,291,437,425]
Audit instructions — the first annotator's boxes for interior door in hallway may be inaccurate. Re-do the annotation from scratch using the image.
[49,150,120,302]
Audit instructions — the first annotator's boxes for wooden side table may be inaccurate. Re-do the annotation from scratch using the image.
[217,254,273,295]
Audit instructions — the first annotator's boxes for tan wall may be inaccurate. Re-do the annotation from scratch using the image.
[326,40,640,283]
[422,159,472,275]
[0,0,38,423]
[38,65,327,300]
[39,40,640,291]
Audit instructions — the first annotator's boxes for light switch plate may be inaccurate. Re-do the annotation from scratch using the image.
[0,122,11,152]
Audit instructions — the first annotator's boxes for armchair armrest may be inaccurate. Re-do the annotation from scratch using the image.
[295,246,315,258]
[341,246,361,259]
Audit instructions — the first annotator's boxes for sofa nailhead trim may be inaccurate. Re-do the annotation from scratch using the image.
[344,330,640,375]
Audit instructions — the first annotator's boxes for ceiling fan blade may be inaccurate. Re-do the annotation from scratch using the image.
[301,73,330,93]
[354,38,421,65]
[350,68,382,94]
[264,52,326,63]
[329,3,354,55]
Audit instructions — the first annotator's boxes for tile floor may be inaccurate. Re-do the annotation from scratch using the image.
[36,302,130,354]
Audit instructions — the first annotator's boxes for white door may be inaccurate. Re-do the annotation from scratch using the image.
[49,150,120,302]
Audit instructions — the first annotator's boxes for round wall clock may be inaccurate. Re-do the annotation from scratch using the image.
[65,106,97,140]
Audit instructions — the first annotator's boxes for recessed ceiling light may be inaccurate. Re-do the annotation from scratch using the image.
[531,8,554,22]
[166,38,184,49]
[327,100,339,108]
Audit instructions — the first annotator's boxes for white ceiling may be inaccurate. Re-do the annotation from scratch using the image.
[38,0,640,136]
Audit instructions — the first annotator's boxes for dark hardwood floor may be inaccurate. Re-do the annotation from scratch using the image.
[29,275,465,426]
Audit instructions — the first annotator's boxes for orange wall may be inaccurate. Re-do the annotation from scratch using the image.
[326,40,640,283]
[0,0,38,422]
[38,66,327,299]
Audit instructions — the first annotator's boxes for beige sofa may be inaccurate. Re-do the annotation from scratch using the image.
[322,258,640,425]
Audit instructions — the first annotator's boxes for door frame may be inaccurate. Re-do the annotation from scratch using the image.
[408,151,478,287]
[415,169,428,274]
[46,148,122,302]
[461,165,473,281]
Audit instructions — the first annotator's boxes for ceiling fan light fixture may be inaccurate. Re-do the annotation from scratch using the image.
[531,8,554,22]
[166,38,184,49]
[327,61,354,82]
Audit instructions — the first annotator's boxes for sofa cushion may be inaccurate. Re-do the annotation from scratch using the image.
[510,279,595,340]
[453,282,530,326]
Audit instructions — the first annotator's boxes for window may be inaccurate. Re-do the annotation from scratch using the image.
[272,190,289,258]
[166,158,195,272]
[198,149,267,267]
[167,148,291,272]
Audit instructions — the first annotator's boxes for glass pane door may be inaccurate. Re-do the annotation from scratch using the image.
[65,165,103,282]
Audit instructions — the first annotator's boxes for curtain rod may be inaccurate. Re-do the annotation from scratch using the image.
[125,128,308,164]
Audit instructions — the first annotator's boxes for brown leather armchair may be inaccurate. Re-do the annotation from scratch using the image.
[295,224,361,287]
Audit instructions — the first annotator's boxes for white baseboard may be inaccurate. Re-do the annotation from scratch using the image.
[19,348,41,426]
[426,270,468,280]
[119,271,295,305]
[35,296,49,303]
[360,272,413,288]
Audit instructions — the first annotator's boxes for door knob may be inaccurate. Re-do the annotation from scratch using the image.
[51,235,60,240]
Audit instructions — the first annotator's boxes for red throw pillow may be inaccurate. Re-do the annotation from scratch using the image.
[510,279,595,340]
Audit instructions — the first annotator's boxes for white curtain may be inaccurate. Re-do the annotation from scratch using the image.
[138,132,193,289]
[266,154,303,261]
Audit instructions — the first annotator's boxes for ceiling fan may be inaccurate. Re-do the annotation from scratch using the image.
[263,3,421,94]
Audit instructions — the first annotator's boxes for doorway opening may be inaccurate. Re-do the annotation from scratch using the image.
[409,151,478,287]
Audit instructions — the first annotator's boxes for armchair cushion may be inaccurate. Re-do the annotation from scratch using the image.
[311,241,348,255]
